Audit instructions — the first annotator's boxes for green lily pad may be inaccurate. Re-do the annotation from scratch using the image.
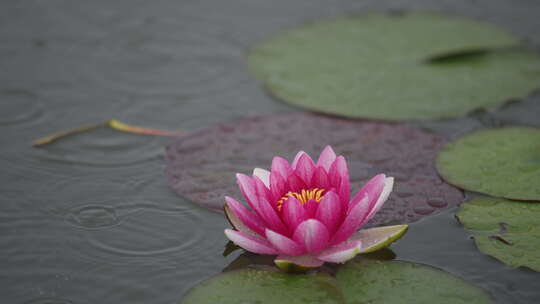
[181,268,345,304]
[436,127,540,201]
[336,259,493,304]
[248,12,540,120]
[457,197,540,271]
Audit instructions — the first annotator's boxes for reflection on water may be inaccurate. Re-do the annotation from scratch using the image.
[0,0,539,303]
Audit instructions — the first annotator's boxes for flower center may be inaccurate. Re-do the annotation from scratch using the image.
[276,188,325,211]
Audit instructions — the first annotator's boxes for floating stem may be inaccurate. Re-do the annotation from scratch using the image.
[33,119,184,147]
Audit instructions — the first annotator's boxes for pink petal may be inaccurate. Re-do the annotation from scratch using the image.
[274,254,324,269]
[312,166,330,189]
[349,174,386,212]
[317,239,363,263]
[224,205,256,236]
[282,196,307,233]
[294,153,316,186]
[303,200,319,218]
[328,156,348,190]
[293,219,330,253]
[291,151,309,169]
[330,194,370,245]
[287,172,307,192]
[253,176,272,204]
[225,196,266,236]
[270,172,286,202]
[317,145,337,172]
[315,191,343,235]
[360,177,394,227]
[236,173,259,210]
[271,156,292,179]
[337,173,350,204]
[265,229,304,256]
[253,168,270,188]
[257,196,289,235]
[225,229,278,255]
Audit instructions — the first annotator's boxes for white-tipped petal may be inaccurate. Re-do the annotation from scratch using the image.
[363,177,394,224]
[253,168,271,187]
[225,229,278,255]
[317,240,363,263]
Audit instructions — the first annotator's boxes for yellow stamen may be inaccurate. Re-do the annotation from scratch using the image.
[276,188,325,211]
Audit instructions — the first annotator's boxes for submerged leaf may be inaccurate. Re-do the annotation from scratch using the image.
[165,112,464,227]
[457,197,540,271]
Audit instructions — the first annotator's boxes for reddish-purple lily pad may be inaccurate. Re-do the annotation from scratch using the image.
[165,113,463,227]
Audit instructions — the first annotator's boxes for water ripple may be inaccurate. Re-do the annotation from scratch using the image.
[30,128,164,167]
[65,205,120,229]
[64,201,227,264]
[81,17,243,96]
[0,89,43,126]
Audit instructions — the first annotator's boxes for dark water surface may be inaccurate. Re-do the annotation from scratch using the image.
[1,0,539,303]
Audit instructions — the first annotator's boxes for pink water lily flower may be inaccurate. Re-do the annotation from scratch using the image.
[224,146,408,270]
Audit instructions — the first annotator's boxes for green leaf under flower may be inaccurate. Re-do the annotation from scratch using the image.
[182,257,493,303]
[181,268,345,304]
[336,259,493,304]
